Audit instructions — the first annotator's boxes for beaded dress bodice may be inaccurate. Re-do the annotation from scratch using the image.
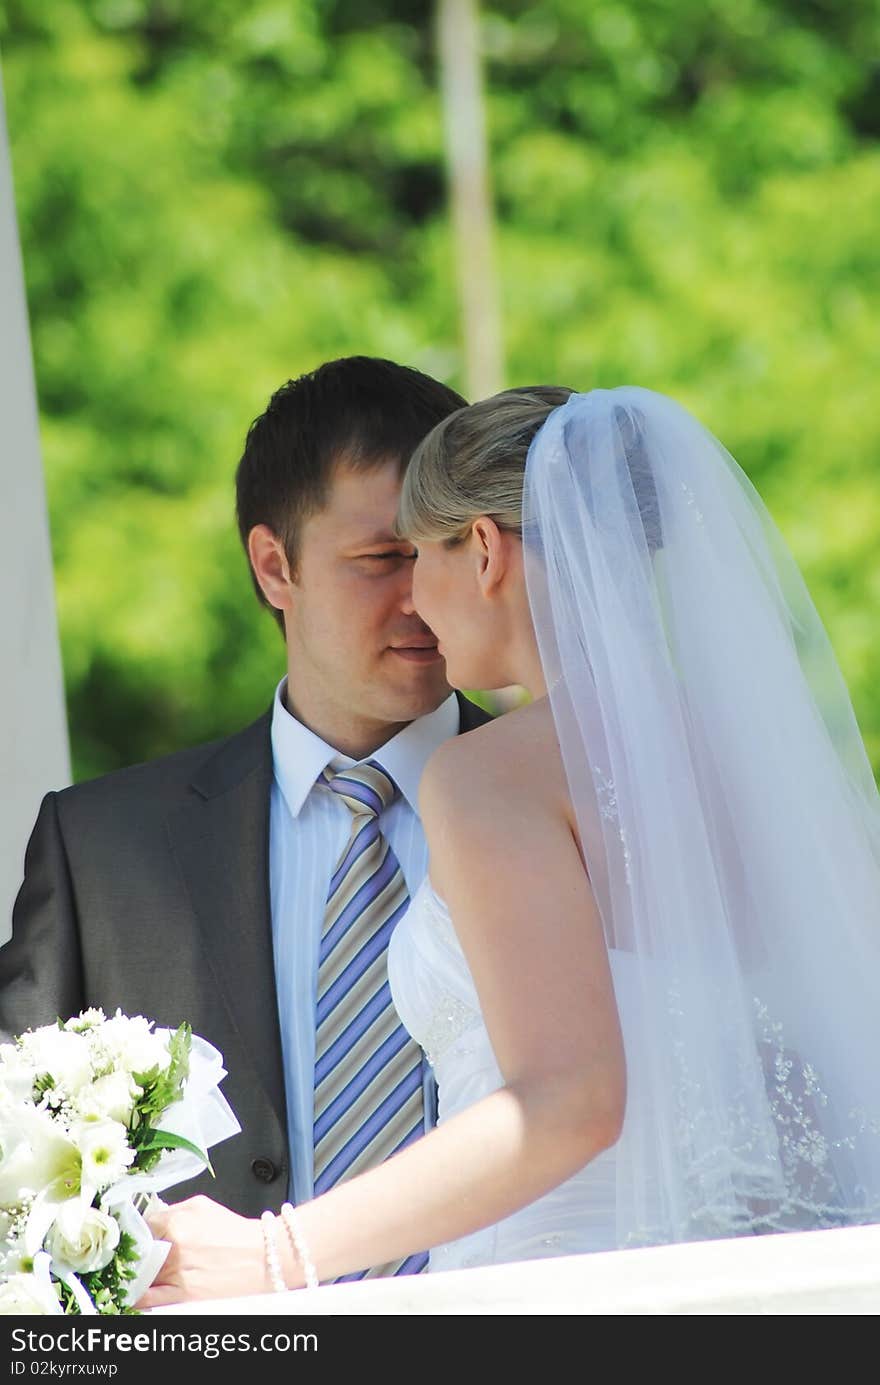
[387,875,620,1272]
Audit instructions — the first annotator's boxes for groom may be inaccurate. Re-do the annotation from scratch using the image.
[0,356,489,1231]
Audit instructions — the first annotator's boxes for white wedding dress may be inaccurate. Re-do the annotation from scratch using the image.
[385,388,880,1264]
[387,874,624,1273]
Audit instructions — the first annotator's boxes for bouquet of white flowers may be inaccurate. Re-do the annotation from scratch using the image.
[0,1008,240,1315]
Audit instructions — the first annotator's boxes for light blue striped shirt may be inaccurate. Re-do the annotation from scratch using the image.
[269,678,461,1205]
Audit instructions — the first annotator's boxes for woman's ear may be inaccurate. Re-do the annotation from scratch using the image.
[247,524,295,611]
[471,517,508,598]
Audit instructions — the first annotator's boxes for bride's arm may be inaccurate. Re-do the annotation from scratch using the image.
[140,736,625,1304]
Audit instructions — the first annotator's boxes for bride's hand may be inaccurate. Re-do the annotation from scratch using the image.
[136,1195,274,1308]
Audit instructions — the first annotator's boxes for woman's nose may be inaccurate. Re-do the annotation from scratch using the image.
[399,573,417,616]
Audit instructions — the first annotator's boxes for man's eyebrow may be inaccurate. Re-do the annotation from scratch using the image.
[354,531,413,547]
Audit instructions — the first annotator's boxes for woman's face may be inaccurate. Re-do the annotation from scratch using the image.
[410,529,515,691]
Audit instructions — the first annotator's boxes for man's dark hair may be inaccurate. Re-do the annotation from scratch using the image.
[236,356,468,631]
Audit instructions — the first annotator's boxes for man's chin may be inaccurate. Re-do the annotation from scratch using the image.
[381,664,453,721]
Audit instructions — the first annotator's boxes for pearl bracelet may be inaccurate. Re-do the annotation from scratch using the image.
[260,1210,287,1293]
[280,1201,319,1290]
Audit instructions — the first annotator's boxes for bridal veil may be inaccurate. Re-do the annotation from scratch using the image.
[522,387,880,1247]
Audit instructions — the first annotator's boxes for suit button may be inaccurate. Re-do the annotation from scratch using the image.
[251,1157,278,1183]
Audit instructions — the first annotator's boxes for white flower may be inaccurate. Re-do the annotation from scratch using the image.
[95,1014,171,1078]
[74,1119,135,1193]
[74,1071,141,1126]
[65,1009,106,1034]
[0,1255,63,1315]
[45,1201,120,1275]
[0,1044,36,1103]
[0,1273,60,1314]
[0,1105,81,1205]
[0,1235,30,1279]
[19,1027,92,1097]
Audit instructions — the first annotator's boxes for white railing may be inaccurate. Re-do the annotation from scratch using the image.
[152,1221,880,1315]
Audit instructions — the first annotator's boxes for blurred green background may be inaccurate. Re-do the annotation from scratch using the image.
[1,0,879,781]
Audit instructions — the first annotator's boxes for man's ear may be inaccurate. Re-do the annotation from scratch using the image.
[247,525,295,611]
[471,517,508,598]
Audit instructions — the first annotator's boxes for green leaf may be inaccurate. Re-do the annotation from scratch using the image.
[133,1128,213,1173]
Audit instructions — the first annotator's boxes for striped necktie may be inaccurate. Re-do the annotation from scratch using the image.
[313,759,429,1278]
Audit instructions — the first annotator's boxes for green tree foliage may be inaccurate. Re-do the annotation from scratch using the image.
[1,1,879,777]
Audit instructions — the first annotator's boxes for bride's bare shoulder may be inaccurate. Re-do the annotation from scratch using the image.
[420,696,564,812]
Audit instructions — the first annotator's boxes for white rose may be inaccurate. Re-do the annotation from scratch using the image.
[45,1201,120,1275]
[19,1028,92,1097]
[74,1119,135,1193]
[75,1071,140,1126]
[0,1270,62,1315]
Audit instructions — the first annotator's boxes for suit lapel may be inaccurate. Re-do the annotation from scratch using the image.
[456,690,494,733]
[167,711,287,1134]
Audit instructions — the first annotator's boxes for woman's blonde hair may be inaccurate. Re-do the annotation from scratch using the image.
[397,386,573,544]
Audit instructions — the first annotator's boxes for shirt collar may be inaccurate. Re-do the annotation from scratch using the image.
[270,678,460,819]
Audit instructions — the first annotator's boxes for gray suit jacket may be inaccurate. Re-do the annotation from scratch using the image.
[0,693,491,1216]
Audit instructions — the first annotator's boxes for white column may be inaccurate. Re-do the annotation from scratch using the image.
[437,0,504,401]
[0,59,71,941]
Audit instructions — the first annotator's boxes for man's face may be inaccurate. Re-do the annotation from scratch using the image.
[285,459,452,737]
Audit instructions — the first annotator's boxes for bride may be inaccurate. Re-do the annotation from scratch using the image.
[140,386,880,1305]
